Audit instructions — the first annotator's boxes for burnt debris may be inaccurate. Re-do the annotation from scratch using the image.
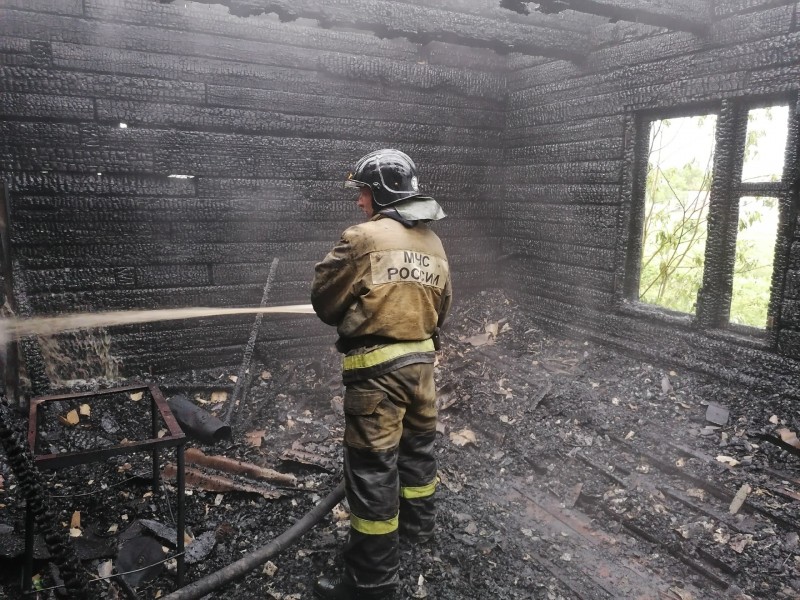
[1,1,800,599]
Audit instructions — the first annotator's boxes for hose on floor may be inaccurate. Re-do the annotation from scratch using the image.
[161,479,346,600]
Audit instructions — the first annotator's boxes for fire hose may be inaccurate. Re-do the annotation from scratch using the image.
[0,400,89,598]
[161,479,346,600]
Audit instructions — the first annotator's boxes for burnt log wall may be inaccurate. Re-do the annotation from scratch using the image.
[0,0,505,377]
[504,0,800,391]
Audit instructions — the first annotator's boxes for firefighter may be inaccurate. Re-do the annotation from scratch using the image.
[311,149,452,599]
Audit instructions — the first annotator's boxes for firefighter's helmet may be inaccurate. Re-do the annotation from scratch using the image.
[344,149,422,207]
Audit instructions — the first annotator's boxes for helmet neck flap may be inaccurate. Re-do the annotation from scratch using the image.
[345,149,445,221]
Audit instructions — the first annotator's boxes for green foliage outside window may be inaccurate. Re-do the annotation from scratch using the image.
[730,196,778,327]
[639,117,714,314]
[639,110,782,328]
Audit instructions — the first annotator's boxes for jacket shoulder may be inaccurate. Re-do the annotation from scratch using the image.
[340,220,394,250]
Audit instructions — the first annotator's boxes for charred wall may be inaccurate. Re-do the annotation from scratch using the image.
[0,0,505,378]
[504,1,800,392]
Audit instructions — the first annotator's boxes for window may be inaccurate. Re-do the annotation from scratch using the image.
[730,195,779,327]
[638,114,716,314]
[625,98,797,336]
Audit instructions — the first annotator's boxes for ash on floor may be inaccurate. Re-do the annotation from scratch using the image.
[1,290,798,599]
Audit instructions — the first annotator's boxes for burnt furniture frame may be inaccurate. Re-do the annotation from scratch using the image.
[24,383,186,594]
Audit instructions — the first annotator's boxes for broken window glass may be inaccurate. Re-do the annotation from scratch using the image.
[638,114,717,314]
[729,196,779,328]
[741,105,790,183]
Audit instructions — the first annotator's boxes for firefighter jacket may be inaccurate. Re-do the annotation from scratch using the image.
[311,214,452,382]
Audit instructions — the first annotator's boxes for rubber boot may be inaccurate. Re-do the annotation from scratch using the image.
[313,575,397,599]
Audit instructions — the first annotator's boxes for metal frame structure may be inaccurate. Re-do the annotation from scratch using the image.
[24,384,187,594]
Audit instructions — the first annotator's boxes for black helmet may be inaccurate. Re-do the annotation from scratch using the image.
[345,149,421,207]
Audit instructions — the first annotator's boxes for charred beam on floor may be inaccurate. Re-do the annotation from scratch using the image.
[501,0,711,35]
[581,502,734,591]
[156,0,589,60]
[575,452,628,487]
[756,432,800,460]
[657,486,752,535]
[606,433,800,534]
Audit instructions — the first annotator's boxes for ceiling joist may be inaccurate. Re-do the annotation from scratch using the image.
[158,0,591,61]
[501,0,711,35]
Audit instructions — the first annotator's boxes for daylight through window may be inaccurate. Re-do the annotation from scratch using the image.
[630,99,794,333]
[730,196,779,327]
[639,114,716,314]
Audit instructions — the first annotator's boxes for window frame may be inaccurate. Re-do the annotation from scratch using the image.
[618,94,799,347]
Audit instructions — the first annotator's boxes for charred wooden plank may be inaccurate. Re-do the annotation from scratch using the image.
[0,121,82,146]
[505,184,621,206]
[505,219,617,248]
[783,269,800,299]
[13,241,333,269]
[505,203,619,229]
[0,36,30,59]
[508,68,761,127]
[205,84,504,129]
[588,5,794,71]
[509,11,795,96]
[25,284,276,313]
[8,171,196,197]
[116,344,246,374]
[81,1,421,61]
[0,7,494,84]
[0,0,84,15]
[507,161,622,185]
[509,274,614,308]
[0,92,94,120]
[0,65,206,103]
[506,116,626,146]
[153,0,589,60]
[589,20,663,49]
[83,0,510,72]
[506,138,624,164]
[505,237,616,271]
[402,0,595,33]
[782,299,800,327]
[778,330,800,356]
[22,267,134,293]
[712,0,797,18]
[526,0,710,35]
[11,201,372,224]
[94,99,502,147]
[508,261,614,293]
[195,177,502,203]
[46,40,502,102]
[4,129,498,179]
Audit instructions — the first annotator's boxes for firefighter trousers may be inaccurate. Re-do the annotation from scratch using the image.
[341,361,438,595]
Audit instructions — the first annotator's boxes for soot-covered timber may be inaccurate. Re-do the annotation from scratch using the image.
[505,0,800,391]
[0,0,505,380]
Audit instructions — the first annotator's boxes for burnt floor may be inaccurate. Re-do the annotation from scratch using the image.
[1,290,799,599]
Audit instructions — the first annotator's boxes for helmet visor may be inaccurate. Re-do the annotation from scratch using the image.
[344,177,369,202]
[343,179,365,190]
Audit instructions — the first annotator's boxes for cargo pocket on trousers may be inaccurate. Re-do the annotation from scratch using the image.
[344,388,403,450]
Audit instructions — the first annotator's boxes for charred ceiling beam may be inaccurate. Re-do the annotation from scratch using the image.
[157,0,590,61]
[400,0,600,33]
[501,0,711,35]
